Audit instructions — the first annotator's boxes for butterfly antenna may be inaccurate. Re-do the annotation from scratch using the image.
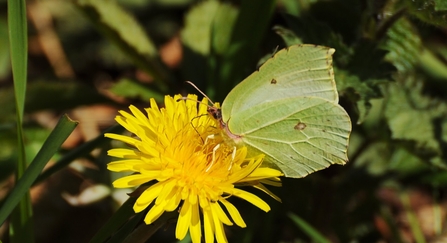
[185,81,215,104]
[272,45,279,55]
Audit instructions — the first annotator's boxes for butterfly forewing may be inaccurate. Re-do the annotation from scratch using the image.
[221,45,338,121]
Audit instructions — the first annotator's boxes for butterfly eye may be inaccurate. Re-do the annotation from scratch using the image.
[207,107,222,120]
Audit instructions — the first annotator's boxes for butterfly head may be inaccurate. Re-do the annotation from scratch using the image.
[207,105,222,121]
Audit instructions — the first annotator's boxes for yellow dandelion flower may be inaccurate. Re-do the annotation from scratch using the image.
[105,94,283,243]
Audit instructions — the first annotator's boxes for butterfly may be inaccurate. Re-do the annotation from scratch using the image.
[202,44,352,178]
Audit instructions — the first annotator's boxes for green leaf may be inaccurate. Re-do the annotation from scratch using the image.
[181,1,222,56]
[382,18,422,72]
[8,0,31,241]
[347,40,395,80]
[0,115,78,226]
[288,213,331,243]
[388,148,430,176]
[214,0,276,100]
[279,0,317,16]
[383,75,447,162]
[335,69,383,123]
[406,0,447,27]
[74,0,170,91]
[434,0,447,11]
[211,3,239,56]
[273,25,303,46]
[109,78,164,103]
[180,1,238,94]
[418,48,447,80]
[8,0,27,119]
[180,1,220,89]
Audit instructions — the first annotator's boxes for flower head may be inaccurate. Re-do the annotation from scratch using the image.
[105,94,282,243]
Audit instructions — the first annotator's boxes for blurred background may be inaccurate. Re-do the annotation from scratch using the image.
[1,0,447,242]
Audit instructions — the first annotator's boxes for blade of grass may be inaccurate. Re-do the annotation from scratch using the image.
[88,196,138,243]
[7,0,31,241]
[288,212,331,243]
[0,115,78,226]
[401,192,427,243]
[120,211,177,243]
[34,124,123,185]
[8,0,27,117]
[379,206,404,243]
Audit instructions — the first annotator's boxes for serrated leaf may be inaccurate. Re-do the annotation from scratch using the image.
[406,0,447,27]
[382,17,447,81]
[383,76,447,156]
[335,69,382,123]
[382,18,422,72]
[355,141,393,175]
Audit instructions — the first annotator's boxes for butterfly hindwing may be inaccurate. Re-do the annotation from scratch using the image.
[228,97,351,178]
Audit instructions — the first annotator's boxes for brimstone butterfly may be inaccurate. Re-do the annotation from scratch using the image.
[207,44,352,178]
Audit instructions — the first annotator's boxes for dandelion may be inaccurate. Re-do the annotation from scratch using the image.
[105,94,283,243]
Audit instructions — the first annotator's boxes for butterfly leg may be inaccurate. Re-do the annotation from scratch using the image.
[204,134,215,145]
[206,143,220,172]
[227,146,237,171]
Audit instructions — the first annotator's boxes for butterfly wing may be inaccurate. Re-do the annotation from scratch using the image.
[227,97,351,178]
[221,45,337,121]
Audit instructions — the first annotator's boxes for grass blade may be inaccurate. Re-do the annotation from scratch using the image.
[0,115,78,226]
[34,124,123,185]
[288,213,331,243]
[401,192,426,243]
[7,0,31,241]
[88,196,138,243]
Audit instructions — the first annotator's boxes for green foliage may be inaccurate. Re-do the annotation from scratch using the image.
[289,213,331,243]
[2,0,447,242]
[7,0,32,241]
[74,0,170,92]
